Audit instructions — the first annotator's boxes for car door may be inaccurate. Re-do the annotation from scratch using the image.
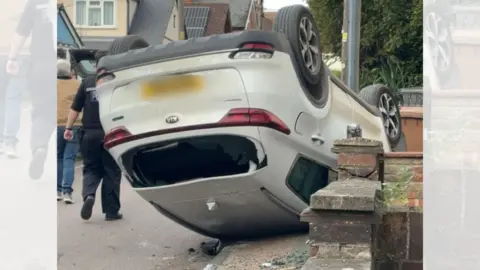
[294,111,326,158]
[294,76,356,168]
[311,78,355,168]
[287,77,353,207]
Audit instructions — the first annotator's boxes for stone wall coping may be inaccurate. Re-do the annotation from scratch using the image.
[300,207,383,225]
[301,205,422,216]
[400,107,423,119]
[333,138,383,147]
[332,138,384,154]
[382,152,423,158]
[333,138,382,147]
[310,178,381,211]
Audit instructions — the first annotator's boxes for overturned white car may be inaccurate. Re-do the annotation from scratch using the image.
[95,5,401,239]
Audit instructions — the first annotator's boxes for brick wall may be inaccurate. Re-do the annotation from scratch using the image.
[377,152,423,270]
[382,152,423,208]
[375,210,423,270]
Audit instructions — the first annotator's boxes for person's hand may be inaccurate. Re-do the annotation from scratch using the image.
[64,129,73,141]
[5,59,19,75]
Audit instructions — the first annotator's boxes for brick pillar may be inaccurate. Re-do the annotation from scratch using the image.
[300,179,382,270]
[332,138,384,181]
[299,126,386,269]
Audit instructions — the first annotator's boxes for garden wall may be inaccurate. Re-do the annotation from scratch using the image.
[301,139,423,270]
[377,152,423,270]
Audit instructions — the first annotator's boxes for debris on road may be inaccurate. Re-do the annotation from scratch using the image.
[262,250,309,269]
[214,234,308,270]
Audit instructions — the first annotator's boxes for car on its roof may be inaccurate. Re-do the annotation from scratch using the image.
[95,5,402,240]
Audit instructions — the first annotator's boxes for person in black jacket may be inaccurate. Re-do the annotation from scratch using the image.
[64,51,123,221]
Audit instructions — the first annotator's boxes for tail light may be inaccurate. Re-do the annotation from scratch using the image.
[104,127,132,149]
[219,108,290,134]
[232,43,274,59]
[102,108,289,148]
[242,43,274,50]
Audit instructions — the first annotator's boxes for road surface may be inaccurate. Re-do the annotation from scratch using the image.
[57,167,213,270]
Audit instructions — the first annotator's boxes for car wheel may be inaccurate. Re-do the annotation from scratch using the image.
[107,35,149,55]
[359,84,402,148]
[273,5,323,88]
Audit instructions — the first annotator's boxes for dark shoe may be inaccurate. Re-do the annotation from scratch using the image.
[29,148,47,180]
[105,212,123,221]
[80,196,95,220]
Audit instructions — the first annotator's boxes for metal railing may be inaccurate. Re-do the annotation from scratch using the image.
[399,88,423,107]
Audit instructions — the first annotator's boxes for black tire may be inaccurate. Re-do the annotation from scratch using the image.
[393,132,407,152]
[359,84,402,148]
[107,35,149,55]
[273,5,323,89]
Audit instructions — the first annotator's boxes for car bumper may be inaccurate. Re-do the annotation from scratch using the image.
[133,167,307,239]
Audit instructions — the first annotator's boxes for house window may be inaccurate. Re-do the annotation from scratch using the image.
[75,0,115,27]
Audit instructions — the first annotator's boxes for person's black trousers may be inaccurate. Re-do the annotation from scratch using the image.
[80,128,122,214]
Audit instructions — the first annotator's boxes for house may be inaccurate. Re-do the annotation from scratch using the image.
[58,0,186,50]
[184,3,232,37]
[184,0,262,31]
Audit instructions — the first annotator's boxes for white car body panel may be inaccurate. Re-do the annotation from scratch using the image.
[96,50,391,238]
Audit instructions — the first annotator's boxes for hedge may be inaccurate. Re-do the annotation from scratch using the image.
[307,0,422,91]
